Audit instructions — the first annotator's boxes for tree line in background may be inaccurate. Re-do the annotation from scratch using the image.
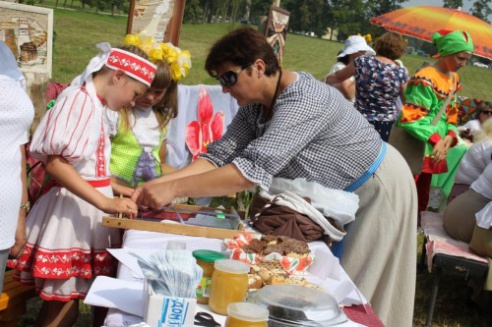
[18,0,492,40]
[183,0,491,40]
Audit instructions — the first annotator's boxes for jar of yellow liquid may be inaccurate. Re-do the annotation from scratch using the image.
[208,259,250,315]
[192,250,227,304]
[225,302,269,327]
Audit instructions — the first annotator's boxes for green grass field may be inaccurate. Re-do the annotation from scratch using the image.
[50,9,491,101]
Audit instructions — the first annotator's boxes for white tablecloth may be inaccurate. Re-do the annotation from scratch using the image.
[98,229,367,327]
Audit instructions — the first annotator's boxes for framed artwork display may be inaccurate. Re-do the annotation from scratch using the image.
[127,0,186,46]
[0,2,53,77]
[265,5,290,66]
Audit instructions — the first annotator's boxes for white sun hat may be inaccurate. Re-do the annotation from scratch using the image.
[337,35,376,58]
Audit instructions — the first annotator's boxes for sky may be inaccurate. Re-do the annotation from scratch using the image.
[401,0,490,20]
[402,0,472,13]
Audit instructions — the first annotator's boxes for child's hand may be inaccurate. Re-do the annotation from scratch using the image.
[102,197,138,219]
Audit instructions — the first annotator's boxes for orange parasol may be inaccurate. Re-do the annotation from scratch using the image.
[370,6,492,59]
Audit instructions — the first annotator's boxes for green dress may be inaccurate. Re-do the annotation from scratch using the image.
[396,66,460,175]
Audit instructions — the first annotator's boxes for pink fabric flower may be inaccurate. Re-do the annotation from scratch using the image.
[185,87,225,161]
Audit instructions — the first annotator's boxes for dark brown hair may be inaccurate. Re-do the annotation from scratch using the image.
[374,32,406,60]
[205,27,280,78]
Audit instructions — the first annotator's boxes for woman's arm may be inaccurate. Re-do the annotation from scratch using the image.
[132,162,255,208]
[11,145,28,258]
[144,157,217,186]
[338,78,356,100]
[46,155,137,217]
[325,62,356,85]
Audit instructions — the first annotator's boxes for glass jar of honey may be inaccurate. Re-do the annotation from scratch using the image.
[192,250,227,304]
[225,302,269,327]
[208,259,250,315]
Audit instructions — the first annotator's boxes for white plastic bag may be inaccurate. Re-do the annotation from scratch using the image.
[267,177,359,226]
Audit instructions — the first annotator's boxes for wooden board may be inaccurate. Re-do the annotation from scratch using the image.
[102,217,255,239]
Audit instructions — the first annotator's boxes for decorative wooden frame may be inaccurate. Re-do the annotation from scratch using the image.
[264,5,290,66]
[0,2,53,77]
[127,0,186,46]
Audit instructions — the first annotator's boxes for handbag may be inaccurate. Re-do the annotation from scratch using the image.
[389,75,455,175]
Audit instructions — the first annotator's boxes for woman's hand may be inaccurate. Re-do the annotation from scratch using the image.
[442,135,454,151]
[132,181,177,209]
[430,138,450,163]
[101,197,138,219]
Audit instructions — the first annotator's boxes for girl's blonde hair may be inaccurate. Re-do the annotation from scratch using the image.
[120,59,178,132]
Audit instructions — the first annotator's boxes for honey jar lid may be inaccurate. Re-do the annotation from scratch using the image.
[214,259,250,274]
[192,250,227,263]
[227,302,269,322]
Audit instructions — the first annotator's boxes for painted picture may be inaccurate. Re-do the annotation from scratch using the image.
[0,2,53,77]
[127,0,186,46]
[265,6,290,67]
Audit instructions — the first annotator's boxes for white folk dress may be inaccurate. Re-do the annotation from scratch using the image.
[8,77,121,301]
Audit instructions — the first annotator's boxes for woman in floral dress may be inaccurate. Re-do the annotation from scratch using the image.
[326,32,408,141]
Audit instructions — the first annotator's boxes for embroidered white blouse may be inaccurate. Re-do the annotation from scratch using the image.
[29,77,111,180]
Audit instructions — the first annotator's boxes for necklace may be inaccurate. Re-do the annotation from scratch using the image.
[265,69,283,120]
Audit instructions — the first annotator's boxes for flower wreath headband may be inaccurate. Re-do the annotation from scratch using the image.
[123,33,191,82]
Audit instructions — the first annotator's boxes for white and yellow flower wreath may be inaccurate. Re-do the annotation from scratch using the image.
[123,33,191,82]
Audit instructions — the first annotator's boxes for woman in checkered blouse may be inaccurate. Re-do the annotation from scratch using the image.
[133,27,417,327]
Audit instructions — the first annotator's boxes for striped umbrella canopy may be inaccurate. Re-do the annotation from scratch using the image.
[370,6,492,59]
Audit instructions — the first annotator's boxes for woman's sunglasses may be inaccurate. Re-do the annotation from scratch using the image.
[216,63,253,87]
[480,110,492,116]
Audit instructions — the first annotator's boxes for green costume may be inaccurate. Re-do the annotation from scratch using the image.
[398,66,460,174]
[110,116,165,187]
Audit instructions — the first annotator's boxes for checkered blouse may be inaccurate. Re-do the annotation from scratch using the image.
[200,72,382,190]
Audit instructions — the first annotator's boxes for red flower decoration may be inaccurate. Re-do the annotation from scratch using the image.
[185,86,225,161]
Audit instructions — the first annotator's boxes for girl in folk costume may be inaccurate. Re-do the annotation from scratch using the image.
[108,35,191,197]
[395,30,474,223]
[8,44,157,327]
